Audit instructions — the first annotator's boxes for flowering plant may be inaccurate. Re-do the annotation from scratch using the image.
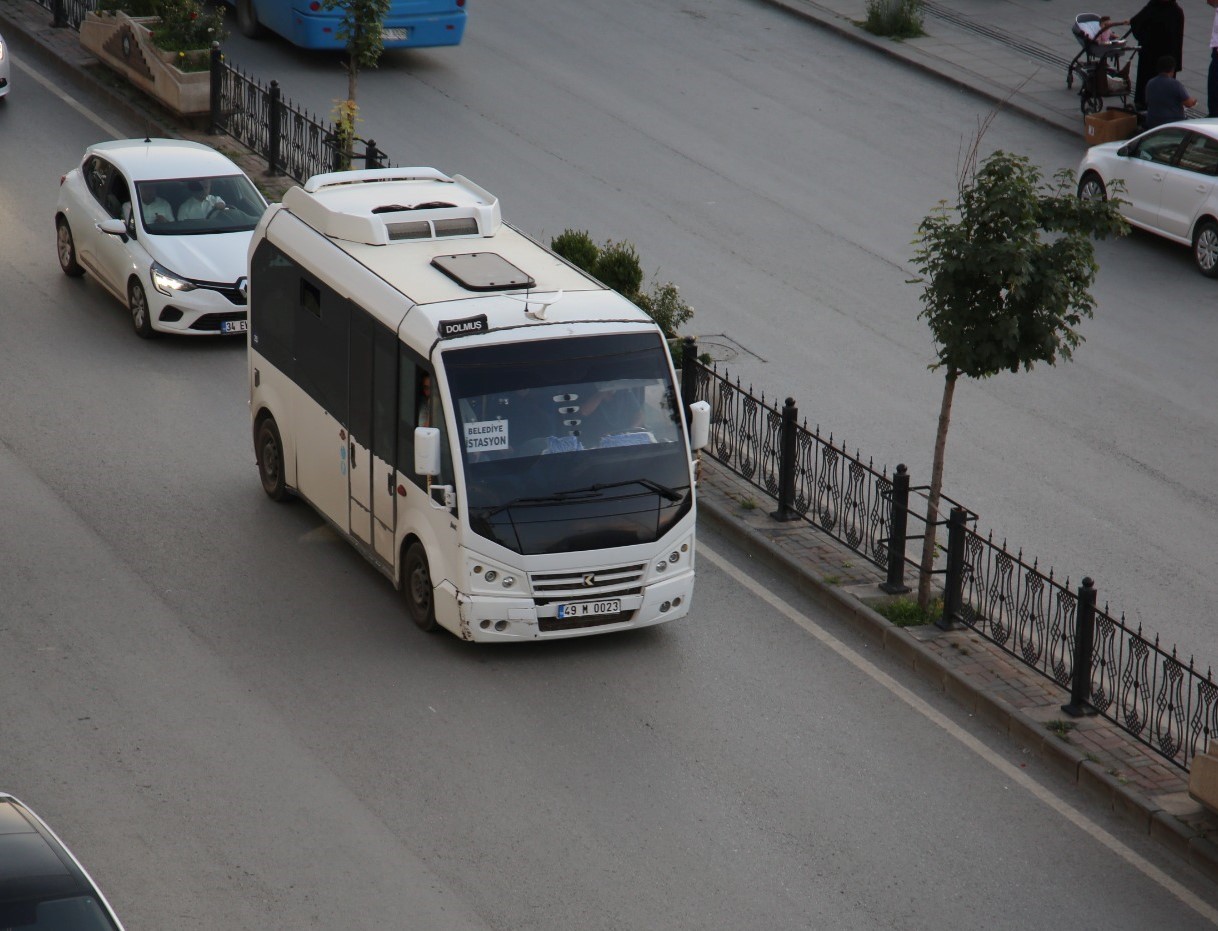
[148,0,226,53]
[97,0,226,58]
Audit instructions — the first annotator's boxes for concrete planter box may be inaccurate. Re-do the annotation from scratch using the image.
[80,11,209,116]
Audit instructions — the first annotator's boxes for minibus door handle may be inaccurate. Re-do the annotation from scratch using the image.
[349,443,356,469]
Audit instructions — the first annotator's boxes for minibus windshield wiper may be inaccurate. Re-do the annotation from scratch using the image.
[482,489,603,517]
[481,478,683,518]
[585,478,684,501]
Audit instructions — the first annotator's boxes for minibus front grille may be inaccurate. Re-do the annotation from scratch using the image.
[529,563,646,605]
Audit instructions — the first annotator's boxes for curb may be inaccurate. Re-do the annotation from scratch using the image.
[755,0,1080,138]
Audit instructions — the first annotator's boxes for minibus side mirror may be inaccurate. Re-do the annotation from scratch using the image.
[688,400,711,451]
[414,426,442,476]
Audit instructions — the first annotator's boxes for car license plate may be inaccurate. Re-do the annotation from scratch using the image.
[382,27,409,40]
[222,319,248,334]
[556,599,621,619]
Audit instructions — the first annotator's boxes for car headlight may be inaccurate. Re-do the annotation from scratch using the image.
[150,262,196,296]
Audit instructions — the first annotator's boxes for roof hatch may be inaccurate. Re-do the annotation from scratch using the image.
[431,252,536,291]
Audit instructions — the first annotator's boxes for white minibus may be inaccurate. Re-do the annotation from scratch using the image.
[247,168,710,642]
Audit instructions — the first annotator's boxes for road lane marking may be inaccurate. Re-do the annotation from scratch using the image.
[13,55,124,139]
[700,542,1218,925]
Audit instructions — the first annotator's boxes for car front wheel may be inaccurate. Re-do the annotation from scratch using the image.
[1194,220,1218,278]
[403,542,438,632]
[1077,173,1107,202]
[56,218,84,277]
[128,278,155,339]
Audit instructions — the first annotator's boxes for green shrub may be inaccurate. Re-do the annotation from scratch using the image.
[636,281,694,339]
[551,229,600,273]
[97,0,227,53]
[593,240,645,297]
[874,596,942,627]
[862,0,924,39]
[551,229,696,342]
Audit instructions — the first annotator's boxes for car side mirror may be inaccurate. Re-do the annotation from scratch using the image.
[1117,144,1130,157]
[98,218,128,241]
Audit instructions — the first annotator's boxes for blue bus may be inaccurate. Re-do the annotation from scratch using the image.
[230,0,465,50]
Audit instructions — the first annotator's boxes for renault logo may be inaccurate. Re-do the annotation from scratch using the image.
[583,573,597,587]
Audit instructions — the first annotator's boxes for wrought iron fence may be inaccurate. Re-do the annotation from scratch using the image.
[36,0,95,30]
[955,526,1218,771]
[210,53,389,183]
[682,353,896,573]
[681,343,1218,771]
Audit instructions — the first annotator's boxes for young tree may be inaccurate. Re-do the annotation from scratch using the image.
[911,149,1127,612]
[323,0,390,168]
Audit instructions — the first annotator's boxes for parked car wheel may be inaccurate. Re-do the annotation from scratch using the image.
[1193,220,1218,278]
[129,277,155,339]
[1077,173,1107,202]
[403,542,437,632]
[255,416,288,501]
[56,218,85,277]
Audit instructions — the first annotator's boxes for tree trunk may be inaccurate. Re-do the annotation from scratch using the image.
[917,368,957,612]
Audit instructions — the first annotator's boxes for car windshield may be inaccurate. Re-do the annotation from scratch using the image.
[443,332,692,555]
[0,895,121,929]
[134,174,266,235]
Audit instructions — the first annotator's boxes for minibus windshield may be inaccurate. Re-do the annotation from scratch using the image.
[443,333,692,554]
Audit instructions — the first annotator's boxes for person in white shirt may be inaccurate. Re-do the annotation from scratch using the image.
[176,179,226,221]
[139,183,174,226]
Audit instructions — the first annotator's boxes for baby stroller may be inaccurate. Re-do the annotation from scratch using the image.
[1066,13,1138,116]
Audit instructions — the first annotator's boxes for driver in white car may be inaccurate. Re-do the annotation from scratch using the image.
[176,179,226,220]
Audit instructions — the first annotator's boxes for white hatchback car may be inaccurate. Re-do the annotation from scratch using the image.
[55,138,267,337]
[0,30,11,99]
[1077,118,1218,277]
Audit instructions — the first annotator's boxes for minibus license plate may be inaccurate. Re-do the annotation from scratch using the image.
[222,319,248,334]
[557,599,620,619]
[383,27,409,40]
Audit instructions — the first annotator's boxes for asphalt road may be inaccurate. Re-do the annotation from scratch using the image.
[204,0,1218,669]
[4,40,1218,929]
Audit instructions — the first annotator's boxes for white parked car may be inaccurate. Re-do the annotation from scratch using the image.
[1077,118,1218,277]
[0,30,11,99]
[55,139,267,337]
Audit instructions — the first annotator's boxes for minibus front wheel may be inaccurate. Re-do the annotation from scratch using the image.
[255,415,287,501]
[403,542,437,633]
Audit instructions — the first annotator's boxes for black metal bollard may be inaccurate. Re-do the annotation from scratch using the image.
[936,505,967,630]
[267,81,283,176]
[1062,578,1099,717]
[51,0,67,28]
[364,140,381,169]
[679,336,698,424]
[770,398,799,522]
[880,464,911,594]
[208,44,223,135]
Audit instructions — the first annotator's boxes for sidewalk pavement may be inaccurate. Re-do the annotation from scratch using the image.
[5,0,1218,883]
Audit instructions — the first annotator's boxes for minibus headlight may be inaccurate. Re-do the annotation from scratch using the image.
[151,262,195,296]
